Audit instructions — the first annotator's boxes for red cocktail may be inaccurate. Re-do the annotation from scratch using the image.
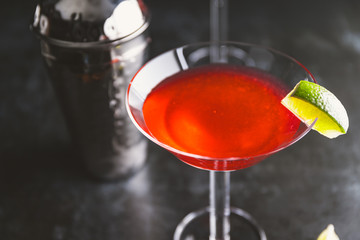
[142,64,301,171]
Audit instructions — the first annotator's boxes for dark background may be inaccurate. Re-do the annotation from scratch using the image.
[1,0,360,239]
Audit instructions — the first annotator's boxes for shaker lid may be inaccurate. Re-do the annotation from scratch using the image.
[30,0,149,44]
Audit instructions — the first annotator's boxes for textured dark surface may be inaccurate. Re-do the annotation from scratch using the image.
[1,0,360,239]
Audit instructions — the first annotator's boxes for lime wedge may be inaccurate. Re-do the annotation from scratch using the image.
[317,224,340,240]
[281,80,349,139]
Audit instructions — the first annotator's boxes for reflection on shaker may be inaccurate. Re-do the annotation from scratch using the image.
[31,0,151,180]
[104,0,145,39]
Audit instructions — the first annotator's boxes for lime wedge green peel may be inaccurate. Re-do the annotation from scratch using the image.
[281,80,349,139]
[317,224,340,240]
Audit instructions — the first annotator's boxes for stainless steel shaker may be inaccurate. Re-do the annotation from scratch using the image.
[30,0,150,180]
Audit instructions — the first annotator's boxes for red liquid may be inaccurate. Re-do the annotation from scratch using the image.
[142,64,301,170]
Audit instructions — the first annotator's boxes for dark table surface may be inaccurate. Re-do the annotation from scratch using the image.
[1,0,360,239]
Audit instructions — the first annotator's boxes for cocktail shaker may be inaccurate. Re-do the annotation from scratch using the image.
[31,0,150,180]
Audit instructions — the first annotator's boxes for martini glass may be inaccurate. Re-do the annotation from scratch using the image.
[126,41,316,240]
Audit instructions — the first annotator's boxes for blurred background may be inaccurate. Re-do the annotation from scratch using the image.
[1,0,359,239]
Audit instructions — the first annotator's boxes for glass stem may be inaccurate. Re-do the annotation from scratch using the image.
[209,171,231,240]
[210,0,228,42]
[209,2,230,239]
[210,0,228,63]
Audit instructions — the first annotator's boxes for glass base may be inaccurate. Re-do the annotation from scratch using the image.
[174,207,267,240]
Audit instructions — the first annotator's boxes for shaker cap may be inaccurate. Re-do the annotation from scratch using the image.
[30,0,149,44]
